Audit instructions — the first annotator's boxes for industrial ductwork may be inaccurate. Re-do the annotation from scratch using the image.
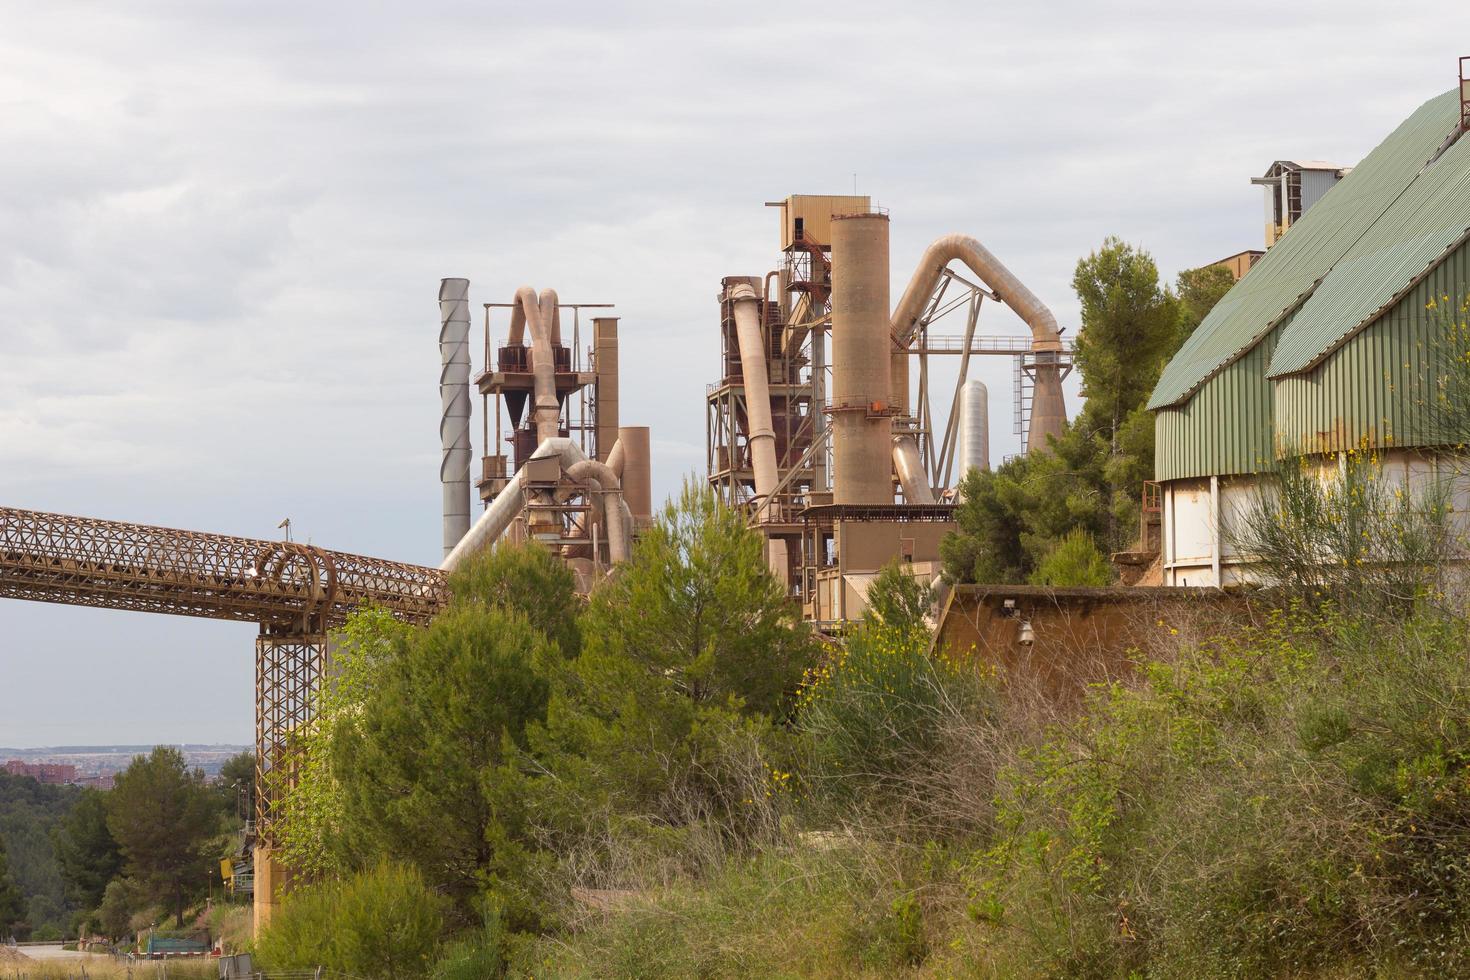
[726,281,779,520]
[505,286,564,442]
[439,278,473,560]
[441,437,630,572]
[890,234,1066,451]
[891,435,935,504]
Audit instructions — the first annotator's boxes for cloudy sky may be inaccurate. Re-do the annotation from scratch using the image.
[2,1,1468,746]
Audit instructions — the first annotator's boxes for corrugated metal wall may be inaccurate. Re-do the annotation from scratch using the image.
[1155,326,1282,481]
[1274,237,1470,453]
[1158,238,1470,479]
[1298,169,1341,215]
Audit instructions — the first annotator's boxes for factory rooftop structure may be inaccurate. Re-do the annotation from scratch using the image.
[1148,86,1470,586]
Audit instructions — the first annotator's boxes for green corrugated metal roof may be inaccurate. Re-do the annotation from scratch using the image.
[1148,89,1462,410]
[1268,105,1470,375]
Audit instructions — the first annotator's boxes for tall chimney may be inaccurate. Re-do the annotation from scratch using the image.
[439,278,472,559]
[829,212,893,505]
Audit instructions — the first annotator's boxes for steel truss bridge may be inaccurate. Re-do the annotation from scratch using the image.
[0,505,448,837]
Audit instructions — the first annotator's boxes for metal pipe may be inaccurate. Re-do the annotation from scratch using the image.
[616,425,653,524]
[441,438,627,572]
[565,459,629,563]
[606,437,625,477]
[439,278,473,560]
[889,234,1065,451]
[727,281,779,520]
[892,434,935,504]
[830,212,893,505]
[505,286,562,442]
[891,234,1062,351]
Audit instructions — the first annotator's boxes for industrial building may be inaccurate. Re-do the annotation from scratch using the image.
[707,196,1071,626]
[1150,83,1470,587]
[438,281,652,591]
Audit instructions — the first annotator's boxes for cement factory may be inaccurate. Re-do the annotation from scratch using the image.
[4,67,1470,932]
[438,195,1074,624]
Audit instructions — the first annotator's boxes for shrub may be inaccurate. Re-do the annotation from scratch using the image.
[1027,529,1113,587]
[256,862,445,979]
[798,624,995,829]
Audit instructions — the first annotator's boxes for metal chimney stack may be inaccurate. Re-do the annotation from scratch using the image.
[439,278,472,559]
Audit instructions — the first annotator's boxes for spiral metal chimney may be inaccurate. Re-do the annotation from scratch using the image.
[439,278,472,559]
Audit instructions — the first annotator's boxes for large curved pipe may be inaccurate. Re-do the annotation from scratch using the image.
[892,435,936,504]
[890,235,1062,352]
[727,281,779,520]
[504,287,563,441]
[441,438,629,572]
[566,459,630,563]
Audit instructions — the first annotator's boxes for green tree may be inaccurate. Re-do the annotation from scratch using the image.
[1071,237,1179,447]
[533,481,812,858]
[215,752,255,821]
[52,789,122,916]
[1028,529,1114,587]
[573,479,812,716]
[105,748,217,926]
[447,541,582,658]
[0,833,25,938]
[331,604,557,926]
[95,877,141,941]
[1173,262,1236,351]
[864,558,935,639]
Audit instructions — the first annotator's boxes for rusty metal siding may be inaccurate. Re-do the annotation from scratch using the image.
[1274,238,1470,453]
[1155,326,1282,481]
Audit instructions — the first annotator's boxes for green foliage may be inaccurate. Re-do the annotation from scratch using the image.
[942,423,1114,582]
[943,239,1231,584]
[256,862,446,979]
[578,479,812,716]
[1072,236,1180,445]
[0,832,25,937]
[0,769,83,938]
[53,788,122,924]
[214,751,254,821]
[332,604,557,927]
[1173,262,1236,351]
[525,844,939,979]
[798,624,992,824]
[96,877,140,940]
[105,747,218,926]
[272,606,412,878]
[430,903,513,980]
[962,605,1470,977]
[528,481,812,878]
[862,558,934,638]
[448,541,582,658]
[1028,529,1113,587]
[1232,450,1453,611]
